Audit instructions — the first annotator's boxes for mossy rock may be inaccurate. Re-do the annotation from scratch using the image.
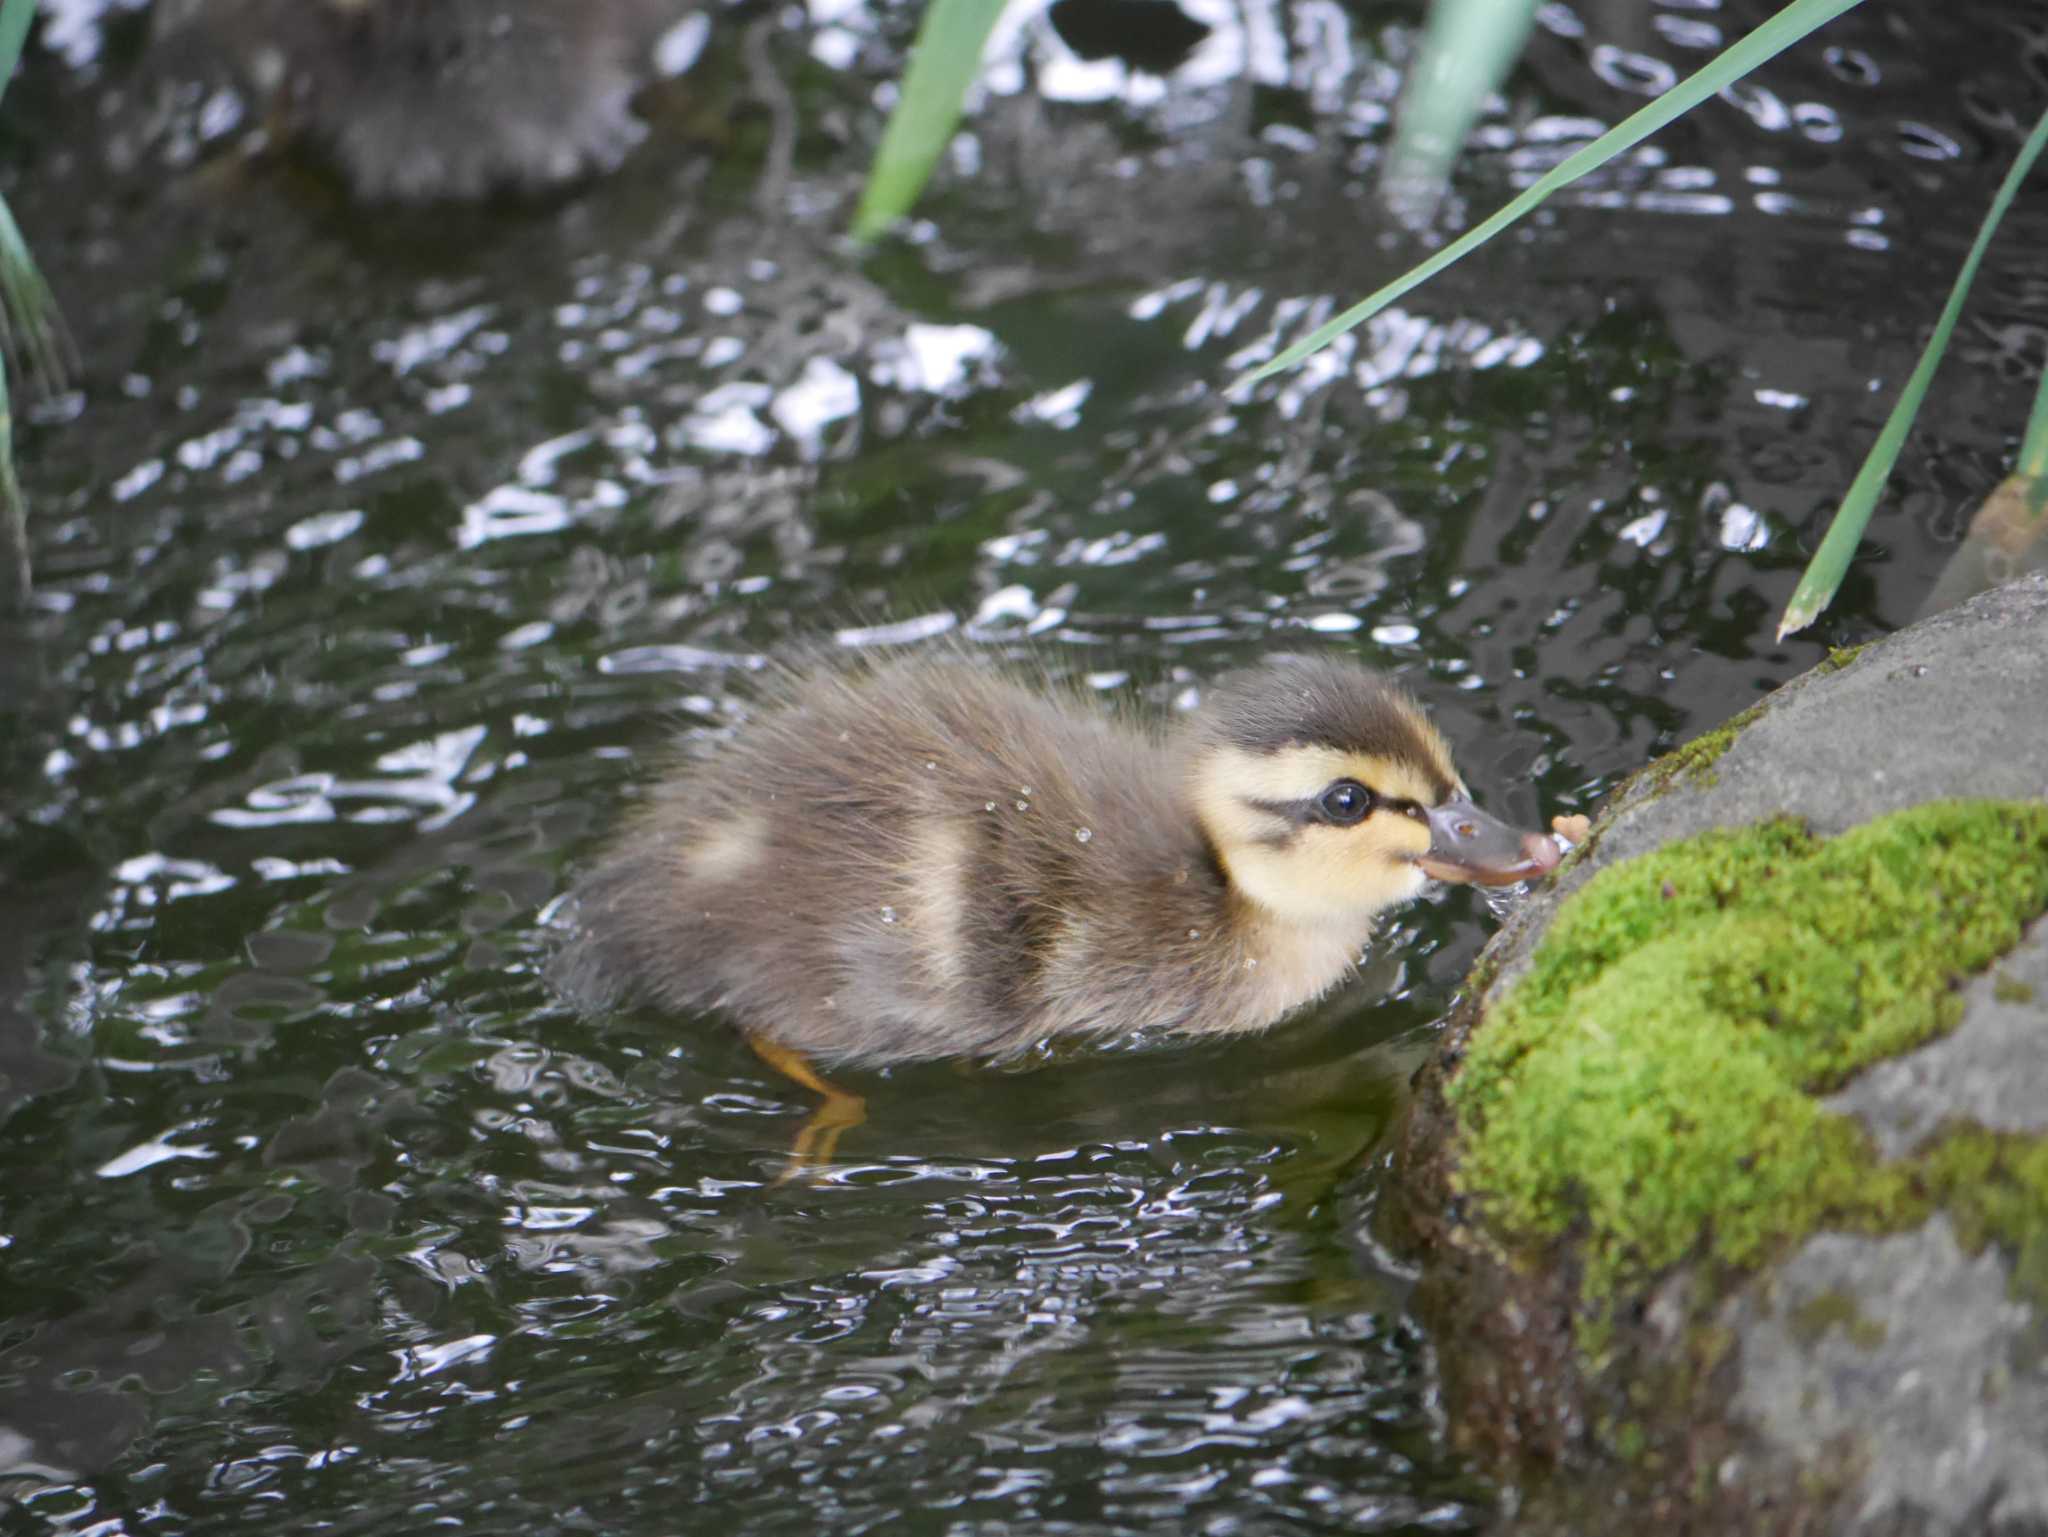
[1386,574,2048,1536]
[1453,801,2048,1308]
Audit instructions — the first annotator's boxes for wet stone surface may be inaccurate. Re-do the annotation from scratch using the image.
[1829,912,2048,1161]
[1730,1215,2048,1536]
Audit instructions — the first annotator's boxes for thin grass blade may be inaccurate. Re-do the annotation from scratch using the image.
[2016,352,2048,490]
[0,0,70,389]
[0,0,38,613]
[1233,0,1864,388]
[0,360,22,611]
[1381,0,1538,227]
[0,196,71,389]
[851,0,1009,244]
[1776,101,2048,640]
[0,0,27,101]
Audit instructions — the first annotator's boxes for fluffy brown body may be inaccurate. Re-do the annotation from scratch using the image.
[558,650,1557,1066]
[159,0,686,203]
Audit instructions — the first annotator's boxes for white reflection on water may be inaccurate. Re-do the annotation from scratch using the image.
[654,11,711,76]
[394,1334,500,1379]
[1016,379,1091,429]
[209,727,489,831]
[835,613,960,648]
[459,485,574,548]
[284,509,365,551]
[600,645,768,674]
[518,428,598,485]
[678,381,777,456]
[871,324,1000,395]
[375,305,496,376]
[1718,502,1771,554]
[96,1125,218,1180]
[110,853,237,902]
[771,357,863,457]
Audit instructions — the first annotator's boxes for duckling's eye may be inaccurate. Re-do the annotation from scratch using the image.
[1317,780,1374,826]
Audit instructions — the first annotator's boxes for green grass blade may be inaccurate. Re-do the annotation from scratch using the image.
[2016,355,2048,491]
[0,0,29,103]
[1381,0,1538,225]
[0,195,70,390]
[0,0,37,614]
[0,359,22,612]
[0,0,66,396]
[851,0,1009,244]
[1232,0,1865,388]
[1777,101,2048,640]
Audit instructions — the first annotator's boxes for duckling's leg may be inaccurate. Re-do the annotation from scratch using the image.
[748,1034,867,1180]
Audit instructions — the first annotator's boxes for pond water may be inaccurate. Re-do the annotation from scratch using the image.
[3,1,2043,1531]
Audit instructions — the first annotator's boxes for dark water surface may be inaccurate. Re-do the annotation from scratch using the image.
[3,1,2044,1531]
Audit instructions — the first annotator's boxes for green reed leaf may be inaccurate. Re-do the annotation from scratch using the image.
[1381,0,1538,226]
[2016,349,2048,493]
[0,356,22,611]
[852,0,1010,244]
[1777,101,2048,640]
[0,0,40,613]
[1232,0,1865,389]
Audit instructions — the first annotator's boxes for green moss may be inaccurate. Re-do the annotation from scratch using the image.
[1788,1289,1887,1351]
[1447,800,2048,1304]
[1994,971,2037,1004]
[1639,701,1768,796]
[1815,642,1871,676]
[1917,1129,2048,1306]
[1609,1420,1647,1463]
[1626,646,1862,812]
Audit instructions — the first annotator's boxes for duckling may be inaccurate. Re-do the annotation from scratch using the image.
[555,650,1559,1084]
[155,0,696,203]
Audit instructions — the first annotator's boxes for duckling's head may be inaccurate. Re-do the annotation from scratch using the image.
[1186,657,1559,927]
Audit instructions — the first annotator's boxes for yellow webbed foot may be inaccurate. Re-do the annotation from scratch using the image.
[748,1034,867,1183]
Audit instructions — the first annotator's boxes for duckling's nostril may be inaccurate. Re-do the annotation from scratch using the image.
[1421,799,1558,885]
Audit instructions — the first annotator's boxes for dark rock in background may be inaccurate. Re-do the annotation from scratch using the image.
[1048,0,1211,76]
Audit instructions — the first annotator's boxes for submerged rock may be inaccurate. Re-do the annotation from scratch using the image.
[1389,573,2048,1536]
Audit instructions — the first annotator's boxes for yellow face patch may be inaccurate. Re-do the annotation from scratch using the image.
[1191,744,1462,828]
[1188,743,1460,925]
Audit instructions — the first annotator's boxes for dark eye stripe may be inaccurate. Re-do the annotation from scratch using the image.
[1245,795,1316,826]
[1243,788,1426,829]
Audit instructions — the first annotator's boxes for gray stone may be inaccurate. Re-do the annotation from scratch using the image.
[1482,572,2048,1004]
[1600,575,2048,1529]
[1730,1215,2048,1533]
[1392,573,2048,1536]
[1829,916,2048,1160]
[1607,571,2048,843]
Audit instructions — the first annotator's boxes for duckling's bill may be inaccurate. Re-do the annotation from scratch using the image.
[1415,796,1561,887]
